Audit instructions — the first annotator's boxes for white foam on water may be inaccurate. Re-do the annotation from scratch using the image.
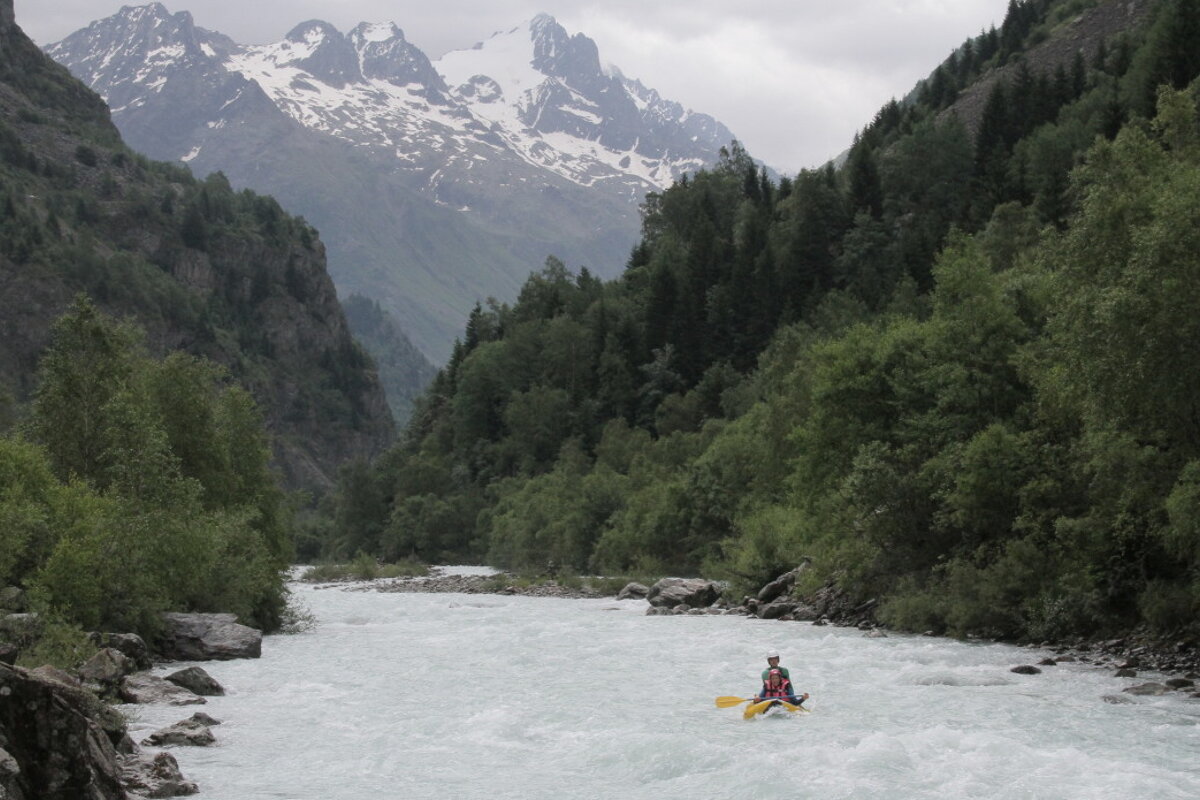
[126,584,1200,799]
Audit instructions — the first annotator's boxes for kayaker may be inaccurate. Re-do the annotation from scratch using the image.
[754,667,807,707]
[761,650,791,682]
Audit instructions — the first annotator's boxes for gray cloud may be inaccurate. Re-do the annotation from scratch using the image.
[16,0,1005,172]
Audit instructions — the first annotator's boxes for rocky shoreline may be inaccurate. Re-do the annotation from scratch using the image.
[0,612,261,800]
[341,568,1200,701]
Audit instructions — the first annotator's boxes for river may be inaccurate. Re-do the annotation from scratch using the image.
[125,571,1200,799]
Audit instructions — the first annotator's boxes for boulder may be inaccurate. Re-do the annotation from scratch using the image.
[616,582,649,601]
[142,719,216,747]
[1165,677,1195,690]
[189,711,222,726]
[120,673,207,706]
[645,578,720,610]
[159,612,262,661]
[89,632,153,670]
[756,601,796,620]
[644,606,674,616]
[79,647,137,693]
[120,751,198,797]
[1010,665,1042,675]
[164,666,225,697]
[0,662,128,800]
[1123,682,1168,696]
[29,664,82,689]
[1114,668,1137,678]
[0,642,15,665]
[790,604,820,622]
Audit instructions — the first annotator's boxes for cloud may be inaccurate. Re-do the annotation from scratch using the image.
[16,0,1007,172]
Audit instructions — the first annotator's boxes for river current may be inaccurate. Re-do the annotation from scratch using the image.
[125,570,1200,799]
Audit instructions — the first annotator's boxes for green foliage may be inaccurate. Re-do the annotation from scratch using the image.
[8,300,291,639]
[13,612,97,671]
[299,556,428,582]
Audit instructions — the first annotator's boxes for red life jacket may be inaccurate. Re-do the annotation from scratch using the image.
[763,678,793,698]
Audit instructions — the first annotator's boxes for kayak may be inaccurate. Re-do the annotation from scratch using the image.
[742,699,809,719]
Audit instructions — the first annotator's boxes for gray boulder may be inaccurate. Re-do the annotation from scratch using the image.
[79,647,137,693]
[142,719,216,747]
[757,601,796,620]
[89,632,152,670]
[616,582,649,601]
[159,612,262,661]
[120,750,198,797]
[1010,665,1042,675]
[165,666,225,697]
[189,711,222,726]
[120,673,207,706]
[646,578,720,609]
[756,562,810,604]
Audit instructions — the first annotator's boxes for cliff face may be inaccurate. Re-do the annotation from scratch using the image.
[0,0,393,490]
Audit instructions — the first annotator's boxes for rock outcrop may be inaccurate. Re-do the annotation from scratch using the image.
[0,662,127,800]
[645,578,721,610]
[119,673,206,706]
[141,719,216,748]
[164,666,225,696]
[158,612,262,661]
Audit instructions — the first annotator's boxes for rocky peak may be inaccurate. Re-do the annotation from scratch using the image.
[43,2,232,95]
[529,13,606,94]
[279,20,362,87]
[350,21,448,96]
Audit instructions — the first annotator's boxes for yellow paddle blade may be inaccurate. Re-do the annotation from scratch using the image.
[743,700,773,720]
[715,696,751,708]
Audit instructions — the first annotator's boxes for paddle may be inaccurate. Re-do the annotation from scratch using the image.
[716,694,811,711]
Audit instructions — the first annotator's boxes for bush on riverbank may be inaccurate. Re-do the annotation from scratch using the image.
[299,555,428,582]
[0,298,292,655]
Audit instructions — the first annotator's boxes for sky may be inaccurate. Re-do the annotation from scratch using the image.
[16,1,1008,173]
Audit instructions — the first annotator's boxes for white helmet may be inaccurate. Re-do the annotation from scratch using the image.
[766,650,779,659]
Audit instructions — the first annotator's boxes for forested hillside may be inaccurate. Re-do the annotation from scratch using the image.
[319,0,1200,642]
[0,2,394,491]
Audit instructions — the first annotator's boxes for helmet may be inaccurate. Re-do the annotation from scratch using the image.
[766,650,779,659]
[769,668,782,677]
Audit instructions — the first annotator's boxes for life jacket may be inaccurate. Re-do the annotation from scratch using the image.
[762,677,793,698]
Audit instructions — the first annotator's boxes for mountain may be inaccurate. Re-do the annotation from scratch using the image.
[0,0,393,491]
[46,5,742,362]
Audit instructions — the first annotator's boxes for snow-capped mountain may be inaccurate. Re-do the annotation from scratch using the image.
[46,4,740,361]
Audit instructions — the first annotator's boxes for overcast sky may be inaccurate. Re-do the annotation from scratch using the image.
[17,1,1007,173]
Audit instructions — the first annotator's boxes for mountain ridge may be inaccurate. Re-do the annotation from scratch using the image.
[46,4,745,362]
[0,0,395,491]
